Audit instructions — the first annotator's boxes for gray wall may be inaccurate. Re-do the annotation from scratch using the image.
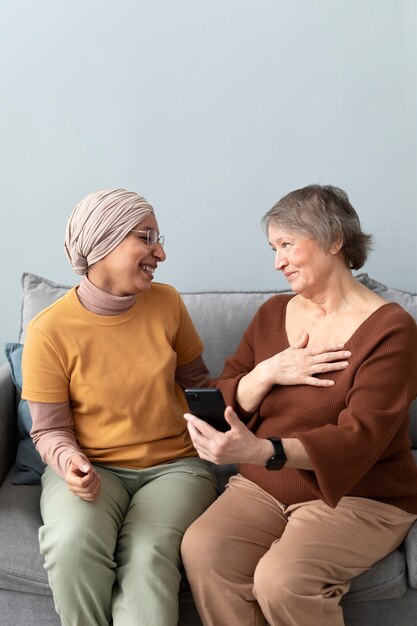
[1,0,416,365]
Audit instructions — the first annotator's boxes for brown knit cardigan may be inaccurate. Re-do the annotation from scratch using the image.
[215,295,417,512]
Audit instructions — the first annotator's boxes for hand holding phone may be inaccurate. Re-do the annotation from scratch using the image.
[184,388,230,432]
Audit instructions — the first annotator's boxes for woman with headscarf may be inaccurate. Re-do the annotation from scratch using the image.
[22,188,352,626]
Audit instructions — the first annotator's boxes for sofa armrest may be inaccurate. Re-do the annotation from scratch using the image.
[404,519,417,588]
[0,363,17,485]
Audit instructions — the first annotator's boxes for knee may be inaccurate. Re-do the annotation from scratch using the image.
[181,516,224,576]
[127,536,178,572]
[40,522,112,571]
[253,556,277,604]
[253,553,304,606]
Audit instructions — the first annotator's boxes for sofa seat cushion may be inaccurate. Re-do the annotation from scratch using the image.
[0,468,50,596]
[0,462,407,606]
[0,461,235,601]
[342,548,407,603]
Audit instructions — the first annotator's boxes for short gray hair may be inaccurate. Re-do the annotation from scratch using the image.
[262,184,373,270]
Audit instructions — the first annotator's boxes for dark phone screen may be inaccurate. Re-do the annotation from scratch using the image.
[184,388,230,432]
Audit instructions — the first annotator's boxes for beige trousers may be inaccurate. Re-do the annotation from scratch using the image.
[181,474,416,626]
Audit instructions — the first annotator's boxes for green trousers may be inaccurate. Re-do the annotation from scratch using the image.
[39,457,217,626]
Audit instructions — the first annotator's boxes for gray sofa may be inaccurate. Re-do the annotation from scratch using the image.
[1,271,417,626]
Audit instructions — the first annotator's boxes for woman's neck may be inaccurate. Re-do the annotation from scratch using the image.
[76,276,137,315]
[296,268,362,317]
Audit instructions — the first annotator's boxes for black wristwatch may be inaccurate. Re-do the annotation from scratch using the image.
[265,437,287,470]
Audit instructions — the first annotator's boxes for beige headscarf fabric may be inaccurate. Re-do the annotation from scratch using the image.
[65,189,154,275]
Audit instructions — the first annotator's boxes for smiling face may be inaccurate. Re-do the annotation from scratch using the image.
[267,223,342,298]
[87,214,166,296]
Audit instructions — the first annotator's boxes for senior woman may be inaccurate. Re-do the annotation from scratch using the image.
[182,184,417,626]
[21,188,350,626]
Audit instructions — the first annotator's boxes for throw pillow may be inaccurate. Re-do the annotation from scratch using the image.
[19,272,72,343]
[365,275,417,321]
[4,343,46,485]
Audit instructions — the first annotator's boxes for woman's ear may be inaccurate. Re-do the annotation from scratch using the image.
[330,238,344,255]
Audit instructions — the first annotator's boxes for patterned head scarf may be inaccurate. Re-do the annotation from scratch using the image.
[64,188,154,275]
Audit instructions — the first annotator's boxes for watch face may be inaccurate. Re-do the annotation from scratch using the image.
[265,455,286,470]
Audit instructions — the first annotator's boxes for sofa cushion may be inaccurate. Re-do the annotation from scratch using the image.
[181,291,285,377]
[19,273,72,343]
[344,548,407,603]
[0,468,50,595]
[4,343,46,485]
[365,276,417,321]
[0,464,407,605]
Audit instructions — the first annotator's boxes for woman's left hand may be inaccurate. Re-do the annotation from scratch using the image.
[184,406,273,465]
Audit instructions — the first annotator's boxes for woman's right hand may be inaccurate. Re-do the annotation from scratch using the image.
[65,454,101,502]
[258,332,351,387]
[236,332,351,412]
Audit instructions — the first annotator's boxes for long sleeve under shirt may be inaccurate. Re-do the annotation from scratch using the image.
[215,294,417,513]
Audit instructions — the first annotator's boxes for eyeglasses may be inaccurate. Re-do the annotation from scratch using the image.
[130,228,165,248]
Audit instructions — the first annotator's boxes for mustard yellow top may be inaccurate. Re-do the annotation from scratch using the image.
[22,283,202,468]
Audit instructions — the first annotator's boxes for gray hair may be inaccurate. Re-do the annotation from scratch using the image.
[262,184,373,270]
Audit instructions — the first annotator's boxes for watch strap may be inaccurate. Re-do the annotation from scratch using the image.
[265,437,287,470]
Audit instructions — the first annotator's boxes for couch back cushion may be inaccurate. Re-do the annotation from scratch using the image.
[181,291,284,377]
[4,342,46,484]
[19,273,72,342]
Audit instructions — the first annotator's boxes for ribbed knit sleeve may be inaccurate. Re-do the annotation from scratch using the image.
[214,295,293,427]
[214,336,253,413]
[294,305,417,508]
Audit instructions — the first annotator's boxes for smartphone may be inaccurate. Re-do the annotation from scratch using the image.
[184,388,229,432]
